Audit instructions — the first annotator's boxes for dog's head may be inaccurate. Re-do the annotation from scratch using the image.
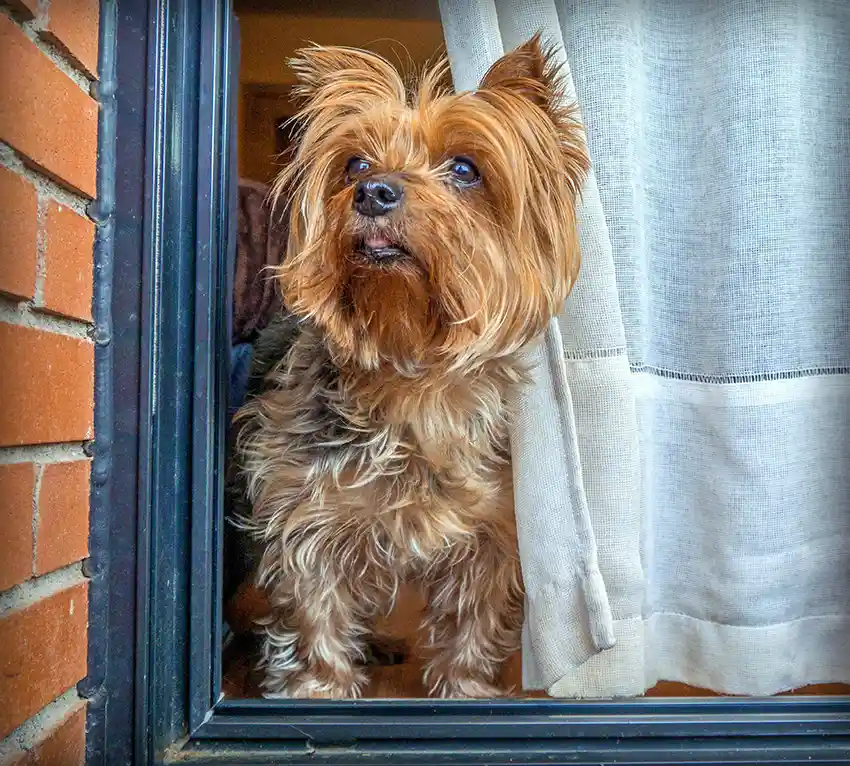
[274,34,589,371]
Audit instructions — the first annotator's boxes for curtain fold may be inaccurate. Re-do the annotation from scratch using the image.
[439,0,850,697]
[440,0,623,687]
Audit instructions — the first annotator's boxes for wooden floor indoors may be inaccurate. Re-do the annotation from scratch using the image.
[222,583,849,700]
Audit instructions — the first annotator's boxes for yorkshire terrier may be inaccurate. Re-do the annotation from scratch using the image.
[234,34,589,699]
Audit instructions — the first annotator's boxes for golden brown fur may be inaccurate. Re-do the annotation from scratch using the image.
[235,34,589,698]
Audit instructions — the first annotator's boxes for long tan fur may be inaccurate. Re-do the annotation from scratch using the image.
[235,34,589,698]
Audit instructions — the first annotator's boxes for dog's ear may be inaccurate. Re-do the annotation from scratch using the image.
[288,45,405,105]
[479,34,589,197]
[479,33,562,114]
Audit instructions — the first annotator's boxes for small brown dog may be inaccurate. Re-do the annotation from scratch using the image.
[235,34,589,698]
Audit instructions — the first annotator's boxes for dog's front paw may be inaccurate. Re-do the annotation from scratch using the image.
[430,677,506,699]
[263,671,366,699]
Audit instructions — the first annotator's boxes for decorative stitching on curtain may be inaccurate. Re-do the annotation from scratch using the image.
[560,349,850,384]
[562,347,628,360]
[629,365,850,384]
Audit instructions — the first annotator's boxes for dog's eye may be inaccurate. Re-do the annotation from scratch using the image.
[449,157,480,187]
[346,157,371,181]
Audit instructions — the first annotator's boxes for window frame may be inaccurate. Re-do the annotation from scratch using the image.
[97,0,850,763]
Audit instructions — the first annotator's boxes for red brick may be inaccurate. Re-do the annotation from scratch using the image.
[0,167,38,301]
[41,0,99,79]
[0,582,88,739]
[2,702,86,766]
[0,463,35,591]
[4,0,39,22]
[0,16,97,198]
[0,324,94,447]
[42,202,94,322]
[35,461,90,576]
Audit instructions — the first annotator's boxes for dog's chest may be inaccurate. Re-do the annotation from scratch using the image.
[271,345,516,558]
[316,416,511,558]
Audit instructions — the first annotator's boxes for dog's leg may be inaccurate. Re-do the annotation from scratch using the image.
[259,544,383,699]
[260,578,371,699]
[421,533,523,698]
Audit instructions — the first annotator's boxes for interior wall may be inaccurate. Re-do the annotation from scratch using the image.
[238,13,446,86]
[236,11,446,184]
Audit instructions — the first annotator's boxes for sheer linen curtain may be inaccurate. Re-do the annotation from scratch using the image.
[438,0,850,697]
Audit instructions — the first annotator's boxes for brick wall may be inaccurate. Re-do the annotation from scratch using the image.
[0,2,100,764]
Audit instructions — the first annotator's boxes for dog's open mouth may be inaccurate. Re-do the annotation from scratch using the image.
[355,235,410,264]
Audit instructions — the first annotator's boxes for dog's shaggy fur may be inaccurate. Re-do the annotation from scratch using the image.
[234,34,589,698]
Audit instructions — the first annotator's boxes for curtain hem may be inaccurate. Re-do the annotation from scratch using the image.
[530,613,850,697]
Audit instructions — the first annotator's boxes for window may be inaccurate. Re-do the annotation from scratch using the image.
[96,0,850,763]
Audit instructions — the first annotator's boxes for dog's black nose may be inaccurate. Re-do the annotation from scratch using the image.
[353,177,403,217]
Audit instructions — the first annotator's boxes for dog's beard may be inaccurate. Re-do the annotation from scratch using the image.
[319,212,504,372]
[296,216,537,374]
[341,252,436,372]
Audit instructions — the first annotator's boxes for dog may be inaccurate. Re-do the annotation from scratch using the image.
[234,33,589,699]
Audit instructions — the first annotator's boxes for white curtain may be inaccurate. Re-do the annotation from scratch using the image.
[438,0,850,697]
